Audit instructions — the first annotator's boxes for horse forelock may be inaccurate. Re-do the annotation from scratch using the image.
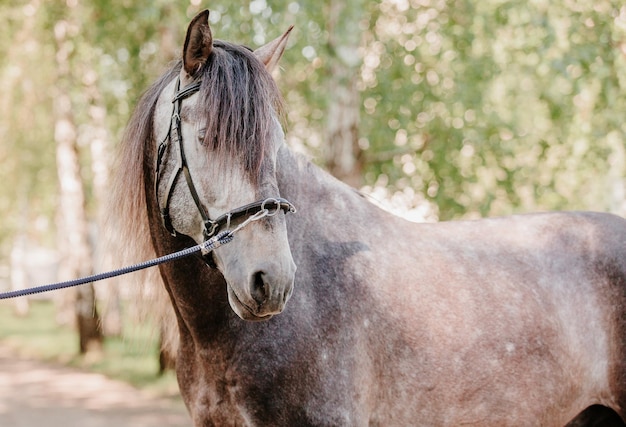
[197,40,285,184]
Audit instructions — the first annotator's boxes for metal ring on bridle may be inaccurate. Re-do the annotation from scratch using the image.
[262,198,280,217]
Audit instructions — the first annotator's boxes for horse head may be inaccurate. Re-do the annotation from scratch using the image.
[153,10,296,321]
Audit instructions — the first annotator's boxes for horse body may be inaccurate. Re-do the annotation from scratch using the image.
[111,10,626,426]
[150,145,626,426]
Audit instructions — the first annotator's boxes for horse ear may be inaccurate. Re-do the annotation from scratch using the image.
[182,10,213,79]
[254,26,294,72]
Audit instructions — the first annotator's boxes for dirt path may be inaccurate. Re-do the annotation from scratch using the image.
[0,345,190,427]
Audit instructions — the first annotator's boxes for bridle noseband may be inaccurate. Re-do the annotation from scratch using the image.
[154,76,295,248]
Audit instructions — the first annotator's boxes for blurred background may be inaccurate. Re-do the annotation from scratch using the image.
[0,0,625,397]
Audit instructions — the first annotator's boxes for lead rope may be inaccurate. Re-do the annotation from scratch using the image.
[0,227,237,300]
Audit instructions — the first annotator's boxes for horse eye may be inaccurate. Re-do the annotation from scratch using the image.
[197,128,206,144]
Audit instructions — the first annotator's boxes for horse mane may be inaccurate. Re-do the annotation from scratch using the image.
[197,40,284,182]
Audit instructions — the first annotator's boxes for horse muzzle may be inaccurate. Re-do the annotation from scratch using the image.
[226,260,296,321]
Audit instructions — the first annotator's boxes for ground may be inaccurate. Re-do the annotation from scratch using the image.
[0,345,190,427]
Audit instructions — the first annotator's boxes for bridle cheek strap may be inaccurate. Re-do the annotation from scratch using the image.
[154,77,296,247]
[155,77,201,236]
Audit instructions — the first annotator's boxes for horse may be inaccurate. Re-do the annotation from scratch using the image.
[109,9,626,426]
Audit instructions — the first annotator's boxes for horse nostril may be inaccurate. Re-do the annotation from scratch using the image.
[250,271,268,306]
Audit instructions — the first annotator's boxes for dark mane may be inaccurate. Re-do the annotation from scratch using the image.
[197,40,284,182]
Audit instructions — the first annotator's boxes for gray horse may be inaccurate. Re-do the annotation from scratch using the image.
[110,10,626,426]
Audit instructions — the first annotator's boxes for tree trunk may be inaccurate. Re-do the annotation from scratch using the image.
[324,0,364,188]
[158,323,176,375]
[86,68,122,337]
[10,233,29,317]
[53,15,103,355]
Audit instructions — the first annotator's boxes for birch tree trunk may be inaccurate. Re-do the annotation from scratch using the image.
[85,68,122,337]
[10,233,29,317]
[53,14,103,355]
[324,0,364,188]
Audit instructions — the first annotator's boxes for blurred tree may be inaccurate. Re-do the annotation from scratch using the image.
[359,0,626,219]
[324,0,365,187]
[51,1,103,354]
[0,0,58,247]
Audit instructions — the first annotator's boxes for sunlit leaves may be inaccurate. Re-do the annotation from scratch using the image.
[361,0,626,219]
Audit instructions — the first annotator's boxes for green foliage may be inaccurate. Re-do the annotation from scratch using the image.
[359,0,626,219]
[0,2,58,246]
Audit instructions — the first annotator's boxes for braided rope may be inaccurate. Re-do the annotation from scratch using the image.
[0,230,233,300]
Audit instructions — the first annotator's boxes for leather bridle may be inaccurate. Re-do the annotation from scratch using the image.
[154,77,295,246]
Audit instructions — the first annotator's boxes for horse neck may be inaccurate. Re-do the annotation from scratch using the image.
[275,145,392,244]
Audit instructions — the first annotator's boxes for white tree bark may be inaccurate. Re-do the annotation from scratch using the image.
[53,15,102,354]
[325,0,364,188]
